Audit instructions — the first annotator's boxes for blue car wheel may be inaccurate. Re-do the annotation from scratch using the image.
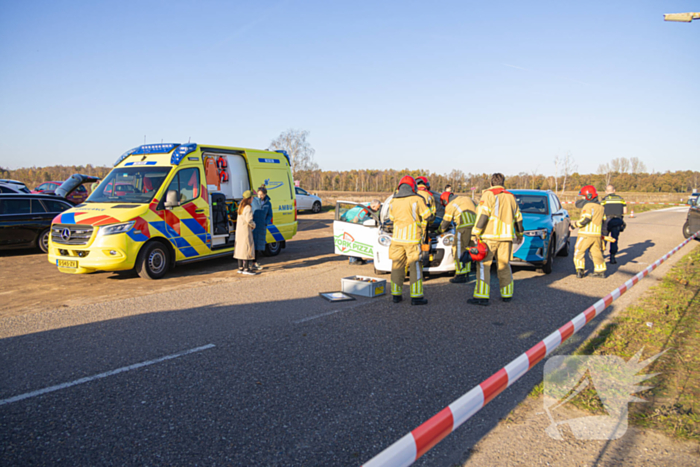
[541,235,555,274]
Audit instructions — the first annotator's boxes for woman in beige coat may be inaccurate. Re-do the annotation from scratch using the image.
[234,191,257,275]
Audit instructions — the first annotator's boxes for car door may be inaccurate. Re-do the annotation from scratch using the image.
[0,198,34,247]
[549,194,567,252]
[333,201,379,259]
[689,198,700,237]
[161,167,207,258]
[295,187,311,210]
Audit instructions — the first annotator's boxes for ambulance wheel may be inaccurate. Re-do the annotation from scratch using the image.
[541,236,555,274]
[312,201,322,213]
[683,221,691,239]
[38,228,50,253]
[136,242,170,279]
[557,233,570,257]
[265,242,282,256]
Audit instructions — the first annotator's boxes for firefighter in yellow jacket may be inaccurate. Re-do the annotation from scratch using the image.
[439,191,477,283]
[570,185,607,278]
[469,173,524,306]
[387,176,434,305]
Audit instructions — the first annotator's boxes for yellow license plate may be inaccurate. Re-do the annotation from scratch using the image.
[57,259,78,268]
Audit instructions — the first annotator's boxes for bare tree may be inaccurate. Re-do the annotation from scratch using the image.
[610,157,630,174]
[597,163,613,186]
[629,157,647,174]
[553,155,560,193]
[561,152,577,193]
[530,165,540,190]
[268,129,318,175]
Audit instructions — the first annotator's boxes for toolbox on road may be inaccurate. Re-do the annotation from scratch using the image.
[341,275,386,298]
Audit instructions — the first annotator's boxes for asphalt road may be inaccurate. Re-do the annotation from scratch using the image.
[0,207,694,466]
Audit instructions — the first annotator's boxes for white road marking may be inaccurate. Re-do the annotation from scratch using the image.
[294,301,369,324]
[0,344,215,407]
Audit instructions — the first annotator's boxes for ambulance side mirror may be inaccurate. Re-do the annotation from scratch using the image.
[363,219,377,227]
[164,190,180,209]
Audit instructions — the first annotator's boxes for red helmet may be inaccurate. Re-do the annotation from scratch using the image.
[415,176,430,189]
[398,175,416,192]
[469,239,488,262]
[579,185,598,201]
[440,191,453,206]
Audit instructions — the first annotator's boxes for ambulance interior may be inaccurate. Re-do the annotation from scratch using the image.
[203,152,250,249]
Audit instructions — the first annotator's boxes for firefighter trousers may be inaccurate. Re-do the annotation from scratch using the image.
[574,236,606,273]
[453,227,473,276]
[474,241,513,299]
[389,242,423,298]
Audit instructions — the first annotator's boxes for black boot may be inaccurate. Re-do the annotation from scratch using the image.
[467,298,490,306]
[610,256,617,264]
[502,297,512,303]
[576,269,585,279]
[450,274,468,284]
[411,297,428,306]
[593,271,605,278]
[392,295,403,304]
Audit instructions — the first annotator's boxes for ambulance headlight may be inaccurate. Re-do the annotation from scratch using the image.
[378,235,392,247]
[524,229,548,239]
[100,221,135,236]
[442,234,455,246]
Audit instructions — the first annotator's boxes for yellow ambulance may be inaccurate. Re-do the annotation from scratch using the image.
[48,143,298,279]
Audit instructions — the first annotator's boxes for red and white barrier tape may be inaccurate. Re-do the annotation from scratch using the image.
[363,232,699,467]
[562,201,685,205]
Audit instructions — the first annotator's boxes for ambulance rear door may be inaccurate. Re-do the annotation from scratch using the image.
[333,201,379,259]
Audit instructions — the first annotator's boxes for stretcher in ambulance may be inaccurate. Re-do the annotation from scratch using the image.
[48,143,297,279]
[333,195,456,274]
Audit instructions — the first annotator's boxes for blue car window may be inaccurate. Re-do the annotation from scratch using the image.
[516,195,549,214]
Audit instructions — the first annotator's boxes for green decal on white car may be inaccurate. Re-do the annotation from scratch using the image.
[335,232,373,256]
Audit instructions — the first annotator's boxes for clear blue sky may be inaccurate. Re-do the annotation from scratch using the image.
[0,1,697,175]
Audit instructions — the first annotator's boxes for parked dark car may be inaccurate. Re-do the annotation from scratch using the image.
[684,196,700,240]
[0,194,73,252]
[0,179,31,194]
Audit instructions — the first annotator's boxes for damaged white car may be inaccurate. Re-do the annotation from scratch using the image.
[333,196,457,274]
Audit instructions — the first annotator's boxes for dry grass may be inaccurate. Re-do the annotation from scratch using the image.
[531,246,700,441]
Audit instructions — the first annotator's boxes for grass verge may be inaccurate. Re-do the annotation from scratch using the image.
[529,245,700,441]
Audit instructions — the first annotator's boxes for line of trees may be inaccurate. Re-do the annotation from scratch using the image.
[0,164,112,189]
[2,164,697,194]
[294,169,700,194]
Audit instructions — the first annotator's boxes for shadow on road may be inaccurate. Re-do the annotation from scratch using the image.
[610,239,655,269]
[0,253,635,467]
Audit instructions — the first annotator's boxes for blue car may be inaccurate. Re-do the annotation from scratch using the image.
[509,190,571,274]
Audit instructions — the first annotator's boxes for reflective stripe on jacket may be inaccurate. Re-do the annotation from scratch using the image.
[573,201,606,236]
[473,186,523,242]
[443,196,477,228]
[388,195,432,244]
[601,194,626,218]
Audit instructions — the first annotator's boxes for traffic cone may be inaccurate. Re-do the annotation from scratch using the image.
[630,210,635,218]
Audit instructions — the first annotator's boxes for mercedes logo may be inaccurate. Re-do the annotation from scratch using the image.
[61,228,71,241]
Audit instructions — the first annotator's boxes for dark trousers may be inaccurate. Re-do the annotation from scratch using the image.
[606,217,624,257]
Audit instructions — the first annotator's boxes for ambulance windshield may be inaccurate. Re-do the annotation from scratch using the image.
[87,167,172,203]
